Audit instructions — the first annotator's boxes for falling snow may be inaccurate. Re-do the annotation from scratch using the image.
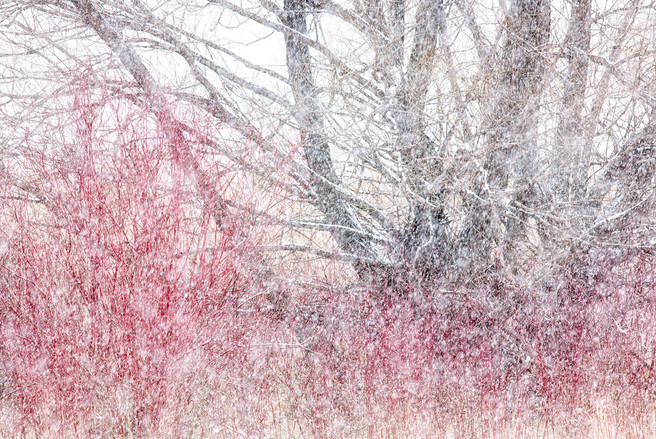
[2,0,656,437]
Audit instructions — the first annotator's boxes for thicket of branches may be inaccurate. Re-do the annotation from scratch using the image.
[2,0,656,290]
[2,1,656,436]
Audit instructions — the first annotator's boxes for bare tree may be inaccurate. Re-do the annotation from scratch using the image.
[2,0,656,292]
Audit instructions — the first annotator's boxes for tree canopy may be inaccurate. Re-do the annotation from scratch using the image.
[2,0,655,289]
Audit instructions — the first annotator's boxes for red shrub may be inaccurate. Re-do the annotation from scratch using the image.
[0,86,275,437]
[2,82,656,438]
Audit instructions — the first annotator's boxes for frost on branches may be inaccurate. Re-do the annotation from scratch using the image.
[2,0,656,437]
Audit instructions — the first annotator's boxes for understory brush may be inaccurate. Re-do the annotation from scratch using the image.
[1,91,655,438]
